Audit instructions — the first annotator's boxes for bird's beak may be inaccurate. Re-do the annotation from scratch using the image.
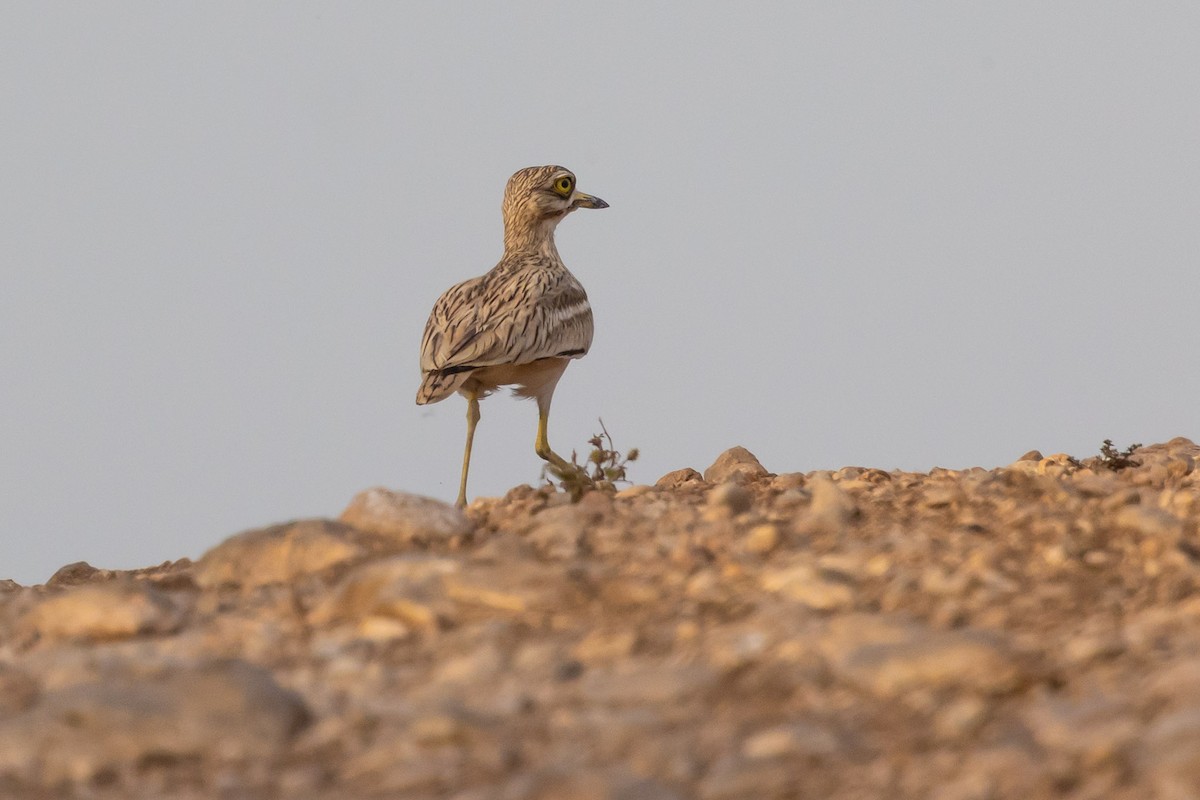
[571,191,609,210]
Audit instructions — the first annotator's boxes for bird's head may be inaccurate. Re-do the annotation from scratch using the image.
[501,165,607,251]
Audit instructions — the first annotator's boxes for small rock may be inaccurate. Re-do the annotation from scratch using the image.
[525,503,593,560]
[45,561,116,587]
[530,773,610,800]
[932,745,1047,800]
[762,564,855,611]
[1062,624,1126,666]
[0,664,38,714]
[1100,487,1143,510]
[707,483,752,516]
[826,618,1024,697]
[573,629,638,663]
[615,778,687,800]
[1117,505,1184,537]
[1133,443,1198,484]
[528,770,684,800]
[704,628,769,670]
[1145,659,1200,704]
[774,488,811,509]
[1038,453,1078,476]
[920,565,972,596]
[704,447,769,484]
[684,569,720,600]
[744,524,780,555]
[933,695,989,739]
[409,713,463,745]
[1041,544,1068,566]
[1024,691,1139,768]
[860,468,894,483]
[770,472,807,490]
[435,642,505,685]
[581,661,718,706]
[307,556,459,630]
[922,486,959,509]
[19,581,186,644]
[802,474,856,534]
[655,467,704,489]
[864,553,892,576]
[340,487,473,545]
[697,756,804,799]
[821,613,920,652]
[812,580,863,615]
[354,615,413,643]
[442,568,538,613]
[741,722,840,760]
[1137,707,1200,798]
[0,660,309,783]
[195,519,365,588]
[817,552,866,578]
[1007,453,1042,474]
[1169,454,1196,477]
[598,575,663,607]
[1072,471,1123,497]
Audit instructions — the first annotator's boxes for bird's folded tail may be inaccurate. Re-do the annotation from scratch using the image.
[416,367,472,405]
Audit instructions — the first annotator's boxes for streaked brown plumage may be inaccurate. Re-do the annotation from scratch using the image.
[417,165,608,507]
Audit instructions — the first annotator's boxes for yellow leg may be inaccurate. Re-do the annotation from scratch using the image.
[457,392,480,508]
[534,401,574,474]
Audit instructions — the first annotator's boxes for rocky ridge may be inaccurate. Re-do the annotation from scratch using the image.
[2,438,1200,798]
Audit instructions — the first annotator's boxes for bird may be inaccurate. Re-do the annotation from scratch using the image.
[416,165,609,508]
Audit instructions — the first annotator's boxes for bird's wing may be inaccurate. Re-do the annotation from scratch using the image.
[419,275,489,373]
[419,269,593,376]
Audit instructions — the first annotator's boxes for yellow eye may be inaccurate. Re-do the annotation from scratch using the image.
[553,176,573,195]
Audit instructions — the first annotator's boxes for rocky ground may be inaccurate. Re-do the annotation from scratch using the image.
[2,439,1200,799]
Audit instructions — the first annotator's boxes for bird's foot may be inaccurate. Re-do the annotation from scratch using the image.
[539,449,595,500]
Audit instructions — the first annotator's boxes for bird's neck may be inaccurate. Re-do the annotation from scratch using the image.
[503,219,562,261]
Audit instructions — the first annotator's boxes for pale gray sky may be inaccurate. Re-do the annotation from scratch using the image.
[3,4,1198,584]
